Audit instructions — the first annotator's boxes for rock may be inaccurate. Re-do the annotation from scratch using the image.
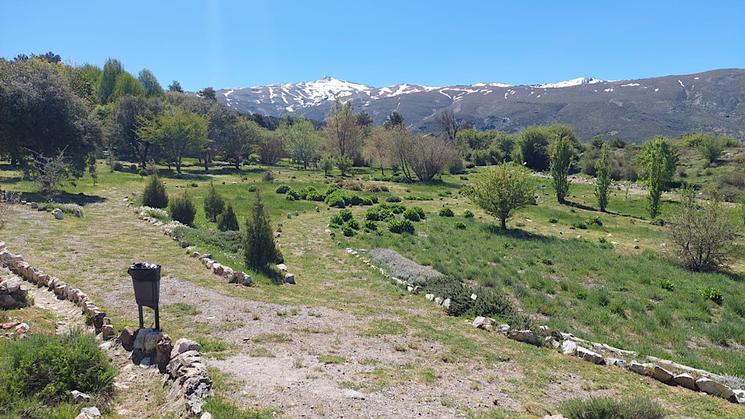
[222,267,233,279]
[212,264,224,276]
[71,390,91,402]
[117,327,135,351]
[52,208,64,220]
[14,322,29,334]
[605,358,626,368]
[442,298,451,309]
[508,330,541,346]
[133,328,163,357]
[472,316,493,330]
[651,366,675,385]
[100,324,115,340]
[200,413,213,419]
[171,338,202,358]
[434,297,442,305]
[496,324,510,334]
[276,263,288,272]
[673,373,696,390]
[343,389,366,400]
[731,389,745,404]
[425,293,435,301]
[561,340,577,355]
[470,293,477,300]
[545,336,560,349]
[2,320,20,329]
[75,406,101,418]
[695,377,734,399]
[92,311,107,331]
[576,346,605,365]
[628,361,653,376]
[229,271,252,286]
[284,273,296,284]
[155,334,173,365]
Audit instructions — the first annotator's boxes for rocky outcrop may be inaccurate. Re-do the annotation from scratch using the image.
[0,276,28,309]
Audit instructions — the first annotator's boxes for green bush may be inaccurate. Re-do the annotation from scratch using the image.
[403,208,421,222]
[366,205,394,221]
[701,287,724,305]
[275,184,290,194]
[561,396,665,419]
[169,193,196,226]
[342,224,355,237]
[388,219,415,234]
[285,189,302,201]
[455,221,466,230]
[386,195,402,203]
[439,207,454,217]
[412,207,425,219]
[364,220,377,231]
[463,210,474,218]
[217,205,240,231]
[344,219,359,231]
[572,221,588,229]
[325,189,348,208]
[204,182,225,222]
[0,330,116,404]
[142,175,168,208]
[244,190,283,270]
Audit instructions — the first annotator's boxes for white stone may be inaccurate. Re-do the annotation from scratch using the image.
[343,389,366,400]
[695,377,734,399]
[425,293,434,301]
[576,346,605,365]
[442,298,451,309]
[560,340,577,355]
[75,406,101,419]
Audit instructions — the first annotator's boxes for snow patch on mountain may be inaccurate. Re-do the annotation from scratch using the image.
[535,77,605,89]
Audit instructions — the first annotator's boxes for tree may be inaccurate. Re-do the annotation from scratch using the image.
[325,98,361,159]
[549,133,573,203]
[218,204,239,231]
[280,118,320,169]
[364,127,392,175]
[169,192,196,226]
[697,134,725,166]
[406,135,457,182]
[33,151,70,195]
[0,59,100,178]
[320,156,334,176]
[670,188,735,271]
[336,156,353,176]
[138,69,164,97]
[256,131,284,165]
[437,110,461,143]
[204,182,225,222]
[221,117,260,169]
[465,163,536,229]
[142,175,168,208]
[198,87,217,101]
[168,80,183,93]
[594,143,612,212]
[244,190,282,271]
[384,111,404,129]
[514,126,550,171]
[638,137,678,218]
[109,72,145,102]
[98,58,123,103]
[111,96,162,167]
[137,109,208,174]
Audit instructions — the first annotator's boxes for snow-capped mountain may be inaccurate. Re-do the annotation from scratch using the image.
[215,69,745,142]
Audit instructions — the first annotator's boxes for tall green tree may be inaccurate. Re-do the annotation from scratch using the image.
[639,136,678,218]
[594,143,612,212]
[109,72,144,102]
[549,134,573,203]
[98,58,123,103]
[280,118,320,169]
[168,80,183,93]
[204,182,225,222]
[137,109,208,174]
[198,87,217,101]
[325,98,361,159]
[111,96,162,167]
[138,69,164,97]
[465,163,536,229]
[244,190,282,271]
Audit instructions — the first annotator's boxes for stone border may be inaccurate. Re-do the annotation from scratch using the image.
[344,246,745,406]
[134,206,297,286]
[0,241,213,416]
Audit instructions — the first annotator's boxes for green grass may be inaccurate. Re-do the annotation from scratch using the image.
[561,396,665,419]
[317,354,347,364]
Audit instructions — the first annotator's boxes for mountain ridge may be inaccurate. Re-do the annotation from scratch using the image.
[215,68,745,142]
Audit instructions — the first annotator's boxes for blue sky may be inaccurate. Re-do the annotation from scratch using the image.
[1,1,744,90]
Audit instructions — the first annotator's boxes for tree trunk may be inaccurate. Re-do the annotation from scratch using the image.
[500,217,507,229]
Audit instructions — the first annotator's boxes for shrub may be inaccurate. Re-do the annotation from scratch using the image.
[217,205,240,231]
[204,182,225,222]
[548,217,558,224]
[439,207,454,217]
[364,220,377,231]
[455,221,466,230]
[344,219,359,230]
[342,224,355,237]
[670,188,735,271]
[169,193,196,226]
[0,330,116,403]
[388,219,415,234]
[261,171,274,182]
[112,161,124,171]
[285,189,302,201]
[336,156,353,176]
[325,189,348,208]
[464,163,536,229]
[142,175,168,208]
[320,156,335,176]
[412,207,425,219]
[275,184,290,194]
[403,208,421,222]
[561,396,665,419]
[366,205,394,221]
[244,190,282,270]
[386,195,402,203]
[463,210,474,218]
[572,222,588,230]
[701,287,724,305]
[660,279,675,291]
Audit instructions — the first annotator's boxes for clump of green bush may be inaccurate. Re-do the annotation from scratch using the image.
[324,188,374,208]
[561,396,665,419]
[142,175,168,208]
[0,330,116,405]
[169,193,196,226]
[386,195,402,203]
[403,208,422,222]
[455,221,466,230]
[439,207,454,217]
[275,184,290,194]
[217,204,239,231]
[330,209,354,226]
[701,287,723,305]
[463,209,474,218]
[388,219,415,234]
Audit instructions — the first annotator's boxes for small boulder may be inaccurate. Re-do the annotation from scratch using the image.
[52,208,64,220]
[442,298,451,309]
[673,373,696,390]
[75,407,101,419]
[472,316,492,330]
[343,389,366,400]
[276,263,288,272]
[284,273,296,284]
[100,324,115,340]
[496,324,510,334]
[434,297,443,305]
[731,389,745,404]
[425,293,434,301]
[576,346,605,365]
[171,338,202,359]
[628,361,653,376]
[650,366,675,385]
[508,330,541,346]
[560,340,577,355]
[605,358,626,368]
[695,377,734,399]
[71,390,91,402]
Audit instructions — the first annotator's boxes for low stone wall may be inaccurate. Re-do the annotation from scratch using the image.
[0,241,213,416]
[345,246,745,406]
